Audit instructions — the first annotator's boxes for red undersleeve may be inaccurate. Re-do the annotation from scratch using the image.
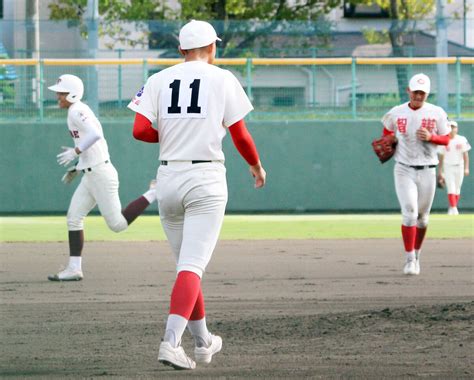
[228,119,259,166]
[133,113,159,143]
[429,134,449,145]
[382,128,394,136]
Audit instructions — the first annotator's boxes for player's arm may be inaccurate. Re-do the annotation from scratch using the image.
[75,120,102,154]
[437,152,445,178]
[228,119,266,188]
[463,151,469,176]
[132,113,159,143]
[416,130,450,145]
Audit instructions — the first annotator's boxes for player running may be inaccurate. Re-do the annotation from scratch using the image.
[47,74,156,282]
[128,20,266,370]
[437,120,471,215]
[381,73,450,275]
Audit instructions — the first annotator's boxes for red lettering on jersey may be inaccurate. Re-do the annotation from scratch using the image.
[456,144,462,150]
[421,118,436,132]
[397,118,407,133]
[70,130,80,138]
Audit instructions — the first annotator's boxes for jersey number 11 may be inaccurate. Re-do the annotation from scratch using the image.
[168,79,201,114]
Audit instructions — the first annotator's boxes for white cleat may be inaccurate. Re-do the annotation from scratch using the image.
[158,341,196,370]
[194,334,222,364]
[403,260,418,275]
[414,259,421,275]
[48,267,83,281]
[448,207,459,215]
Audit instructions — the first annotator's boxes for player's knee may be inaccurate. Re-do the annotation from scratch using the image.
[402,214,417,226]
[417,215,429,228]
[104,215,128,233]
[67,214,84,230]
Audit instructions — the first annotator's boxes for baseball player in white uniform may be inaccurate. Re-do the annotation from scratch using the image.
[47,74,156,281]
[437,120,471,215]
[381,73,450,276]
[128,20,266,370]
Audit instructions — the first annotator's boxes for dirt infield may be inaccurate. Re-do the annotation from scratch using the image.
[1,239,473,379]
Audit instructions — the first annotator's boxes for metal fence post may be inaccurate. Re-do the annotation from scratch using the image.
[311,48,317,108]
[143,58,148,84]
[351,57,357,119]
[118,49,123,108]
[38,59,44,121]
[246,58,253,121]
[456,57,461,118]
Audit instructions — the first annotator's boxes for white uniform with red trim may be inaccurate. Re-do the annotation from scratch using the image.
[382,102,450,226]
[437,135,471,194]
[128,61,253,277]
[66,101,129,232]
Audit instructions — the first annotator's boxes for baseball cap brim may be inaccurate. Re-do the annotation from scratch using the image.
[48,84,69,92]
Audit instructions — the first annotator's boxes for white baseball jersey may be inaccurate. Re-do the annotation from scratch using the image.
[127,61,253,161]
[382,102,450,166]
[437,135,471,165]
[67,101,109,170]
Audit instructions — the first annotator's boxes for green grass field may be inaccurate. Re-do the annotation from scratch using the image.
[1,214,472,242]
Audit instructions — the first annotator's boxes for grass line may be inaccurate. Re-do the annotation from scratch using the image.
[1,214,472,242]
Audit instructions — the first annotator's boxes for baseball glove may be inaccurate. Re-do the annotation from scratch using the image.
[372,134,398,163]
[437,176,446,189]
[62,166,78,184]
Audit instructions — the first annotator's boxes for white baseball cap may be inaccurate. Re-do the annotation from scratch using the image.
[179,20,221,50]
[449,120,458,128]
[408,73,430,94]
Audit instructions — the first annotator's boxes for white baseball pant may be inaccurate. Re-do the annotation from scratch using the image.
[156,161,228,278]
[444,164,464,195]
[67,161,128,232]
[394,162,436,228]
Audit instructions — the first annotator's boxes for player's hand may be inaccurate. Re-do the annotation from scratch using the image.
[57,146,79,166]
[416,127,432,141]
[62,166,78,184]
[250,162,266,188]
[465,168,470,177]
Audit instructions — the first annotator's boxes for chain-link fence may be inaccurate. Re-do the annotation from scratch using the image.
[0,57,472,121]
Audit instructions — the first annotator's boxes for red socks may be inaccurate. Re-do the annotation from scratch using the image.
[169,271,201,319]
[189,288,206,321]
[414,227,427,251]
[402,225,428,252]
[401,225,416,252]
[448,194,458,207]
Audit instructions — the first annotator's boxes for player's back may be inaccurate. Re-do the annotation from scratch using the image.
[148,61,250,161]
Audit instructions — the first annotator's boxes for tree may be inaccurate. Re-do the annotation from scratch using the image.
[48,0,339,55]
[48,0,171,49]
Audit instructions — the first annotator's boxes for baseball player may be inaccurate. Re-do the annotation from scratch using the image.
[437,120,471,215]
[381,73,450,275]
[128,20,266,370]
[47,74,156,282]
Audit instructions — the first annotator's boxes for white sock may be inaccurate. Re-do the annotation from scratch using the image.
[187,317,211,347]
[415,250,421,261]
[68,256,82,270]
[163,314,188,348]
[143,188,156,204]
[406,251,416,262]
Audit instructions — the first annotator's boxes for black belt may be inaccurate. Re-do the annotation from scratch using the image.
[82,160,109,173]
[399,162,436,170]
[160,160,212,166]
